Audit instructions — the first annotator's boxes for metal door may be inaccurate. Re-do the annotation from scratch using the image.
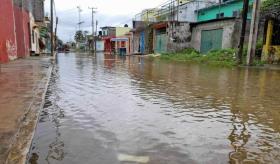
[200,29,223,54]
[156,34,167,53]
[140,31,145,54]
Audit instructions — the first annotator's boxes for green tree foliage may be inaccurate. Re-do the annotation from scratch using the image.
[261,0,280,11]
[74,30,85,42]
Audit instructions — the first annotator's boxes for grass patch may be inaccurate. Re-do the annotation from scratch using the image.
[160,48,237,67]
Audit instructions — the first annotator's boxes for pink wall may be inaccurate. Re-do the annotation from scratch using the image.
[0,0,17,63]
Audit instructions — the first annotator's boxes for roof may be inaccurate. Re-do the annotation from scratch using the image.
[153,22,168,29]
[190,17,236,26]
[101,26,116,29]
[111,38,129,42]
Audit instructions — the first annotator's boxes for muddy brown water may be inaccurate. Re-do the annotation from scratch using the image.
[27,53,280,164]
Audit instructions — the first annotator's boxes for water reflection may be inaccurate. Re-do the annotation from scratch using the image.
[28,70,65,164]
[28,53,280,164]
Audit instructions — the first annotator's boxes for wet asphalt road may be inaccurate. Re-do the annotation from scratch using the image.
[28,53,280,164]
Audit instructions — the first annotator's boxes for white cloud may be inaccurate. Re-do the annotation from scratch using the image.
[45,0,165,42]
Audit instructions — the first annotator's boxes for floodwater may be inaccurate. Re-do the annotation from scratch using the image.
[28,53,280,164]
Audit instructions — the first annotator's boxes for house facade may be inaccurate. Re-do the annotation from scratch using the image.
[191,18,242,53]
[156,0,215,22]
[261,7,280,63]
[0,0,47,63]
[197,0,254,22]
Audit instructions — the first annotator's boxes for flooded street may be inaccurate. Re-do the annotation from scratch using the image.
[28,53,280,164]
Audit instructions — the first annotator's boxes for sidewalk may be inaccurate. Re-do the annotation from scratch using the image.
[0,56,53,164]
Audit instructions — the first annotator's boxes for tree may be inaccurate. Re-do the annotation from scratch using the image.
[261,0,280,12]
[74,30,85,43]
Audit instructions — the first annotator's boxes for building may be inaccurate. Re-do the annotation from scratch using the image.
[190,18,243,53]
[30,0,45,55]
[101,26,116,53]
[190,0,255,53]
[101,26,132,55]
[261,6,280,63]
[0,0,17,62]
[131,21,154,55]
[0,0,47,63]
[31,0,45,22]
[13,0,32,58]
[152,21,192,54]
[197,0,254,22]
[156,0,215,22]
[114,27,132,55]
[29,14,40,55]
[139,8,159,22]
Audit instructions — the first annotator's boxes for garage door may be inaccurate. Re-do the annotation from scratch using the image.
[200,29,223,54]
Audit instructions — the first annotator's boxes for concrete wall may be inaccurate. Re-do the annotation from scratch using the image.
[31,0,44,22]
[101,27,116,37]
[116,27,131,37]
[176,1,208,22]
[96,40,104,52]
[30,13,40,54]
[132,33,141,53]
[13,0,31,58]
[167,22,192,52]
[0,0,17,63]
[191,19,238,52]
[197,0,254,22]
[140,8,158,22]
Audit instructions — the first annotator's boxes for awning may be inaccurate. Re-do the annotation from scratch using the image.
[153,22,167,29]
[111,38,129,42]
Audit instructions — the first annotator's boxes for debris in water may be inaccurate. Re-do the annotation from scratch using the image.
[118,154,150,163]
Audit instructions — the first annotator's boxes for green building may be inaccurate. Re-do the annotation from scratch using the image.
[197,0,254,22]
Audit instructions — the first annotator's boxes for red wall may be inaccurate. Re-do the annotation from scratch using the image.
[22,10,30,57]
[0,0,17,63]
[14,5,30,58]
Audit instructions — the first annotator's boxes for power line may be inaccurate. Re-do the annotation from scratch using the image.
[77,6,84,31]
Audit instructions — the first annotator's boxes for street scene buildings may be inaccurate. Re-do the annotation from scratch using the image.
[1,0,280,164]
[0,0,54,63]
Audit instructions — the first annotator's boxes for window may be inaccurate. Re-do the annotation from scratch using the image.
[232,10,240,17]
[216,13,224,19]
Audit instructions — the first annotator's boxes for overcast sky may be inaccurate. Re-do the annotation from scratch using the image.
[45,0,165,42]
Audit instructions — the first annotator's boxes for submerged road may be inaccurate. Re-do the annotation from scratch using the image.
[28,53,280,164]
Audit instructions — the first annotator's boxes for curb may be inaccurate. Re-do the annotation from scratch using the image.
[5,61,54,164]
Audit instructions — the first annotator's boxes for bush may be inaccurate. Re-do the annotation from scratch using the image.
[160,48,237,67]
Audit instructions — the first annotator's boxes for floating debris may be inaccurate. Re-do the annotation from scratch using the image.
[118,154,150,163]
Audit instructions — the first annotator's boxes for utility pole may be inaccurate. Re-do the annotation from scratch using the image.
[89,7,97,51]
[55,17,59,50]
[95,20,98,52]
[237,0,250,64]
[246,0,261,65]
[77,6,83,31]
[50,0,54,56]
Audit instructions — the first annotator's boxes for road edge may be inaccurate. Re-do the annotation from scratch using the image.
[5,60,54,164]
